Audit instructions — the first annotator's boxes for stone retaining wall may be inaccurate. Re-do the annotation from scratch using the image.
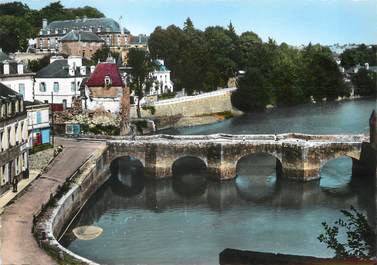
[33,147,109,265]
[130,88,237,118]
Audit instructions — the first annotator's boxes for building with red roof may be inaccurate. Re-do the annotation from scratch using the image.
[82,60,130,115]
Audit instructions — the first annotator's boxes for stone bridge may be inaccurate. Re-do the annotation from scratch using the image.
[104,133,370,182]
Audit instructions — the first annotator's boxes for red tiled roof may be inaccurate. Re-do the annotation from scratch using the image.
[86,63,124,87]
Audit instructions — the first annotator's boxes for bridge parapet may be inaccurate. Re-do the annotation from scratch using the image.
[105,133,368,182]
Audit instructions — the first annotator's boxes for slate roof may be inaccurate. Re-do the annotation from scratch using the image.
[40,17,130,36]
[86,63,124,87]
[60,30,105,43]
[155,60,169,72]
[36,59,90,78]
[0,83,20,98]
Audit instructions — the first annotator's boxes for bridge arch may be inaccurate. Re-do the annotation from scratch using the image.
[319,150,361,169]
[235,153,281,202]
[172,156,208,176]
[235,151,283,178]
[171,156,208,198]
[109,156,145,197]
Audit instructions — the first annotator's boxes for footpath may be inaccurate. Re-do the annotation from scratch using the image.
[0,137,105,265]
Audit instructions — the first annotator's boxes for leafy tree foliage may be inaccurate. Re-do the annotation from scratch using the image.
[318,206,376,259]
[351,69,377,97]
[89,46,119,65]
[340,44,377,69]
[28,55,51,72]
[126,48,156,118]
[149,19,350,111]
[0,1,104,53]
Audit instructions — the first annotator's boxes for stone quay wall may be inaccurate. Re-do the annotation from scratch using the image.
[130,87,237,118]
[33,145,109,265]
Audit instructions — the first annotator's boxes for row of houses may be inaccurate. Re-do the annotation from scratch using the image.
[0,49,174,108]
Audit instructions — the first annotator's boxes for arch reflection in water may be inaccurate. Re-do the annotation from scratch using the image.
[235,153,280,202]
[172,156,208,198]
[109,156,145,197]
[320,157,353,196]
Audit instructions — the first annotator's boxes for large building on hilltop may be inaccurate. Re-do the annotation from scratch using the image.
[36,17,130,53]
[59,30,105,59]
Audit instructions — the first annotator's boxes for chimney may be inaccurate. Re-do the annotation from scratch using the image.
[17,63,24,74]
[119,16,124,35]
[80,66,86,76]
[90,65,95,73]
[365,63,370,70]
[69,66,75,76]
[42,18,48,29]
[3,61,10,75]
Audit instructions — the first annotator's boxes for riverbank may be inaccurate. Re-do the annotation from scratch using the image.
[0,138,105,265]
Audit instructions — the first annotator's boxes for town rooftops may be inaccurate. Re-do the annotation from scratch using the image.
[40,17,130,36]
[36,59,90,78]
[86,62,124,87]
[60,30,105,43]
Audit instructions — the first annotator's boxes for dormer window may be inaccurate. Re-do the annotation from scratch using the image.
[104,75,112,87]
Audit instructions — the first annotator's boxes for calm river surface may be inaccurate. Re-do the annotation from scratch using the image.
[61,99,376,265]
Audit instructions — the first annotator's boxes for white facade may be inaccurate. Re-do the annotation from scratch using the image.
[34,77,84,108]
[84,95,121,113]
[0,75,34,102]
[0,62,35,102]
[34,57,89,108]
[26,104,50,146]
[150,59,174,95]
[0,95,29,192]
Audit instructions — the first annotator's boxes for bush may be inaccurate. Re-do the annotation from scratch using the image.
[318,206,376,259]
[158,91,177,100]
[142,105,156,115]
[30,143,53,154]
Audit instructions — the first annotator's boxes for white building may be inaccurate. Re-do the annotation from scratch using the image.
[25,101,51,147]
[0,83,29,194]
[82,61,126,113]
[0,49,35,102]
[34,56,92,108]
[150,59,174,95]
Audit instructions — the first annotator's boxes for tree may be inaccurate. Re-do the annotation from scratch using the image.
[351,69,377,97]
[28,55,51,72]
[126,48,156,118]
[318,206,376,259]
[0,15,33,52]
[341,45,377,70]
[231,67,272,111]
[90,46,119,65]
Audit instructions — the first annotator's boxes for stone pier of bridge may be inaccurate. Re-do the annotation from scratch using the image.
[105,133,368,182]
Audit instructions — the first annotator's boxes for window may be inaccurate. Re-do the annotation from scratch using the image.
[18,83,25,96]
[104,75,112,87]
[39,82,46,92]
[71,82,76,92]
[53,82,59,93]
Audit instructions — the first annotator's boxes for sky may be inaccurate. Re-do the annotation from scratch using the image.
[8,0,377,45]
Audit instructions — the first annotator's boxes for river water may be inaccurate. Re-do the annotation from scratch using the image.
[61,99,376,265]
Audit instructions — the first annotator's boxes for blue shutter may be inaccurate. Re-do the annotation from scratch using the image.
[36,112,42,124]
